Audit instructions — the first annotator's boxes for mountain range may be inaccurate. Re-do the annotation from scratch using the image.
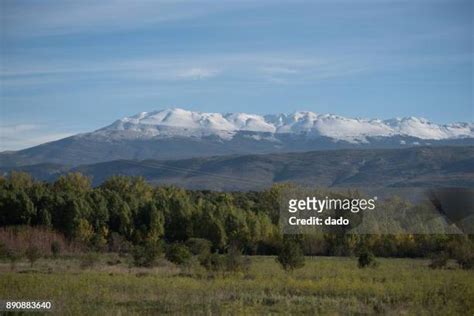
[1,108,473,167]
[2,146,473,191]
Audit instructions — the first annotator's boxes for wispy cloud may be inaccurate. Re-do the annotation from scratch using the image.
[0,124,76,151]
[176,67,220,80]
[260,66,300,75]
[1,0,263,38]
[2,49,467,91]
[0,53,369,90]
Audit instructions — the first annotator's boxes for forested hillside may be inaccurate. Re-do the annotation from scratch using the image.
[2,146,473,190]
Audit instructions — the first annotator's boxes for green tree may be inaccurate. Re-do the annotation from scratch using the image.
[74,218,94,245]
[132,240,162,267]
[135,201,164,243]
[53,172,92,195]
[103,190,133,238]
[224,243,250,273]
[195,203,227,251]
[161,187,195,242]
[276,239,305,272]
[0,172,37,226]
[166,243,192,266]
[186,238,212,256]
[25,245,41,267]
[358,248,378,268]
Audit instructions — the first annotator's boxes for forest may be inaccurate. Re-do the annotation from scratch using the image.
[0,171,472,263]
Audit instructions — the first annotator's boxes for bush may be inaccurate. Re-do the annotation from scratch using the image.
[132,241,162,267]
[358,249,378,268]
[186,238,212,256]
[80,252,100,269]
[91,233,108,252]
[108,232,131,254]
[200,252,224,272]
[456,254,474,270]
[0,241,7,259]
[199,246,250,274]
[25,245,41,267]
[276,240,305,272]
[165,243,192,266]
[225,244,250,273]
[6,248,22,271]
[452,240,474,270]
[0,226,73,256]
[51,241,61,258]
[429,251,449,269]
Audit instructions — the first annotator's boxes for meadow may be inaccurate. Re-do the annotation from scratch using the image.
[0,255,473,315]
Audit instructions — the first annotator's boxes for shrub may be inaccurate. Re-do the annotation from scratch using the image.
[74,219,94,245]
[165,243,192,266]
[0,241,7,259]
[108,232,131,254]
[200,252,224,272]
[91,233,108,252]
[186,238,212,256]
[132,241,162,267]
[224,244,250,273]
[429,251,449,269]
[276,240,305,272]
[6,248,23,271]
[0,226,74,256]
[80,252,100,269]
[51,241,61,258]
[118,240,133,257]
[456,254,474,270]
[358,249,378,268]
[452,240,474,270]
[106,257,122,266]
[25,245,42,267]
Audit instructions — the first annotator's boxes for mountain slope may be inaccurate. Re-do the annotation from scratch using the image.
[1,108,473,167]
[3,146,473,191]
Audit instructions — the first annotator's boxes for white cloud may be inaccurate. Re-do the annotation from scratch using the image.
[2,48,466,90]
[0,53,359,88]
[176,67,220,80]
[260,66,300,75]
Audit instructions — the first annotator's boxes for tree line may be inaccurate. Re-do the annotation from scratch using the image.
[0,171,472,262]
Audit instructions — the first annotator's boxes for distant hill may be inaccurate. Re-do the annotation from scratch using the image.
[2,146,473,191]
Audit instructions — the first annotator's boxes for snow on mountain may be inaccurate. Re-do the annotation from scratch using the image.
[97,108,473,143]
[385,117,473,140]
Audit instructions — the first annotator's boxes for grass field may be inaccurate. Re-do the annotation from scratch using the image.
[0,255,473,315]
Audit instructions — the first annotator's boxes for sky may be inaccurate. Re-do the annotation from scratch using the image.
[0,0,473,150]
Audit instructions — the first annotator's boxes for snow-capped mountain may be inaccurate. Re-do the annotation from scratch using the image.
[96,108,473,143]
[1,108,473,167]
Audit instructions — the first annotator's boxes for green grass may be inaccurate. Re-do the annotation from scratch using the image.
[0,255,473,315]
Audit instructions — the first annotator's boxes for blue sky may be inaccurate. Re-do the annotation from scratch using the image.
[0,0,472,150]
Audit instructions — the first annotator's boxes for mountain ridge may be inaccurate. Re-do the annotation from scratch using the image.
[1,108,473,167]
[2,146,473,191]
[97,108,473,142]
